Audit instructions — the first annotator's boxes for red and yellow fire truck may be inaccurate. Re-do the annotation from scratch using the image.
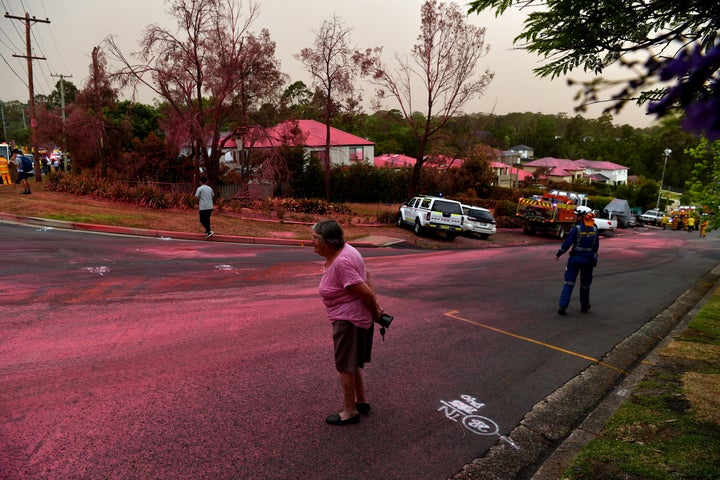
[516,190,589,238]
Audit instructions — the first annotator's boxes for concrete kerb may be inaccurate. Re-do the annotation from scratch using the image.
[452,264,720,480]
[0,212,394,248]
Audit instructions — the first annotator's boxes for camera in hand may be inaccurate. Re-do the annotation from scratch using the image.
[377,313,393,328]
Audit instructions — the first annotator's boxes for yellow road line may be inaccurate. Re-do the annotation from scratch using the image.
[444,310,626,374]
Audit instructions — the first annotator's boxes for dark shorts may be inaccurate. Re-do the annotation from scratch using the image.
[332,320,374,373]
[17,171,29,181]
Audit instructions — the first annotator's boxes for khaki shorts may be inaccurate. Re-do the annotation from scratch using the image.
[332,320,374,373]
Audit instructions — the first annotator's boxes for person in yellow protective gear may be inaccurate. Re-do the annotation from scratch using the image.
[687,216,695,232]
[661,214,669,230]
[0,154,11,185]
[699,219,709,237]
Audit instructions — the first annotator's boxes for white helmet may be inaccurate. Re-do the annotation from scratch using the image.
[574,206,592,216]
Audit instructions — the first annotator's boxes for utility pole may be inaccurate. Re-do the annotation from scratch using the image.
[0,102,6,140]
[5,11,50,182]
[50,73,73,122]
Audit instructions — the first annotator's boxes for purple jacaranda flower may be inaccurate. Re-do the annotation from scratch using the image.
[681,98,720,141]
[648,40,720,139]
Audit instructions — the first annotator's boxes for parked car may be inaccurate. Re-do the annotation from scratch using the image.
[397,195,464,240]
[638,209,665,225]
[593,210,618,232]
[461,204,496,239]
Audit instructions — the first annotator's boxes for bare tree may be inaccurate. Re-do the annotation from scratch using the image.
[369,0,494,196]
[296,15,381,201]
[107,0,285,185]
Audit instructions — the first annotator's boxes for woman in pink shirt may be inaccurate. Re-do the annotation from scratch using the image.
[312,220,383,425]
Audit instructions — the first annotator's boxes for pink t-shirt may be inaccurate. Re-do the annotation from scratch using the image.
[319,244,373,328]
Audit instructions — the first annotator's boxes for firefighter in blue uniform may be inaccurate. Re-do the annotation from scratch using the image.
[556,206,599,315]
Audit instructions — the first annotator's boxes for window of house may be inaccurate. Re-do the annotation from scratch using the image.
[350,147,363,161]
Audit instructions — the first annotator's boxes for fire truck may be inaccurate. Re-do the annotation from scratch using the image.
[0,142,11,161]
[516,190,589,238]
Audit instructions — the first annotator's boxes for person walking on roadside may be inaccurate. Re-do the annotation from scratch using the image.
[312,219,383,426]
[194,176,214,238]
[556,206,600,315]
[0,153,11,186]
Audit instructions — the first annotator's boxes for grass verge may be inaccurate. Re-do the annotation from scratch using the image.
[1,183,546,249]
[563,288,720,479]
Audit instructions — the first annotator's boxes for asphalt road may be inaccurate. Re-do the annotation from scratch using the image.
[1,223,719,479]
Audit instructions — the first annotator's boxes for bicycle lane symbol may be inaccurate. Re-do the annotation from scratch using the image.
[438,394,520,450]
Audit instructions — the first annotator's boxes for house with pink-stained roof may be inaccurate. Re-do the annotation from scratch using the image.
[489,161,534,187]
[523,157,585,183]
[246,119,374,166]
[374,153,416,168]
[425,154,464,170]
[523,157,628,185]
[576,159,629,184]
[373,153,465,170]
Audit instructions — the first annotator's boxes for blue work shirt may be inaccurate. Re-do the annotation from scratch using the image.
[556,222,599,262]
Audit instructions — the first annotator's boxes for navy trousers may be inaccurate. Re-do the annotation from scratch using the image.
[559,255,594,309]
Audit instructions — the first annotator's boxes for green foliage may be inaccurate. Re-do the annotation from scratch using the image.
[686,137,720,231]
[588,196,613,213]
[327,163,411,204]
[357,110,418,157]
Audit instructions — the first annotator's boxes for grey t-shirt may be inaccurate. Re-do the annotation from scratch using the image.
[195,184,214,211]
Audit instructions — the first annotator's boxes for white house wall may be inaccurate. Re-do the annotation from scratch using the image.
[303,145,375,166]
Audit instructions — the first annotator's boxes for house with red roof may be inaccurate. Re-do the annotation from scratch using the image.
[245,119,374,166]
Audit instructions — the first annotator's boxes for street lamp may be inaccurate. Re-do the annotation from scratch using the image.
[656,148,672,210]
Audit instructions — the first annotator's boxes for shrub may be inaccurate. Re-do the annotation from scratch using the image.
[43,173,191,210]
[494,200,519,217]
[376,209,399,225]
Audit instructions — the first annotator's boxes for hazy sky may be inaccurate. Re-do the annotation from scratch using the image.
[1,0,655,128]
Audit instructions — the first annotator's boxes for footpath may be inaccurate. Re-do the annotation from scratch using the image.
[3,212,720,479]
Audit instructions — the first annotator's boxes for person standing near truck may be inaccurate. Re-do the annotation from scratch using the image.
[0,153,11,186]
[556,206,600,315]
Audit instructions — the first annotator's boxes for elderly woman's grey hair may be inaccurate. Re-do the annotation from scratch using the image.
[313,219,345,249]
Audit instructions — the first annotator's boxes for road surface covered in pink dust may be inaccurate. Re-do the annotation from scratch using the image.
[1,223,719,479]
